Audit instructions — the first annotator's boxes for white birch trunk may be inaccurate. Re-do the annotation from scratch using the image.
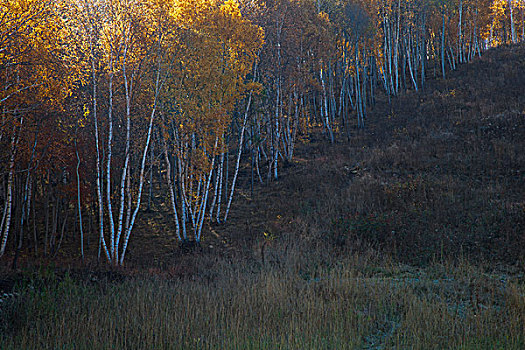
[125,166,132,235]
[0,132,16,257]
[75,135,84,261]
[119,33,168,264]
[106,52,116,259]
[320,68,334,142]
[92,47,111,263]
[215,152,224,223]
[510,0,517,43]
[223,88,253,223]
[162,134,181,241]
[115,33,133,260]
[209,155,220,220]
[394,0,401,94]
[196,137,218,241]
[458,0,463,63]
[521,5,525,41]
[119,92,158,265]
[178,154,189,239]
[406,37,418,91]
[441,11,446,79]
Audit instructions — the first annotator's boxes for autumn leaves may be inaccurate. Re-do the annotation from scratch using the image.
[0,0,263,264]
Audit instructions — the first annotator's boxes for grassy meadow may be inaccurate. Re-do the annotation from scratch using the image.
[1,253,524,349]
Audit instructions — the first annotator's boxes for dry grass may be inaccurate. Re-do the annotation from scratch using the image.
[1,253,524,349]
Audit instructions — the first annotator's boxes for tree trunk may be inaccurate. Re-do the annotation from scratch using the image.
[441,11,446,79]
[0,116,22,257]
[75,135,84,262]
[162,133,181,241]
[224,88,253,222]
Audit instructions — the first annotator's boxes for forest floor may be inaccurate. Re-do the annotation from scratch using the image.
[1,43,524,349]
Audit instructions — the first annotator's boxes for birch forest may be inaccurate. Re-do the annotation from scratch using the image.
[2,0,525,347]
[0,0,524,267]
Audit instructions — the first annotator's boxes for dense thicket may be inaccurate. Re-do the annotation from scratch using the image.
[1,0,523,265]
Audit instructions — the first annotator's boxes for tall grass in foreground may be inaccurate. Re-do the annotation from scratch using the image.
[1,256,524,349]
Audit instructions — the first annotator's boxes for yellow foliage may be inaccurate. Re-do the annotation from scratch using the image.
[0,0,75,112]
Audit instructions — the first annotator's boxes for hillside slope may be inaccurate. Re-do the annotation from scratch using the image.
[119,43,525,269]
